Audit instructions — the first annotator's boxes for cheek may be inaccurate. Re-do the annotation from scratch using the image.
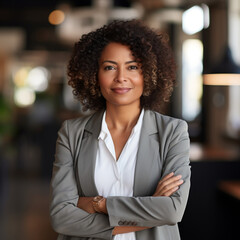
[98,78,108,90]
[98,79,111,97]
[98,72,106,89]
[135,76,144,89]
[139,79,144,96]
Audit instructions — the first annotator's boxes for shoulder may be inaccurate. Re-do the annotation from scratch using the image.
[147,111,190,155]
[64,114,93,130]
[149,110,187,127]
[57,112,101,153]
[59,112,95,138]
[146,110,188,135]
[60,110,104,137]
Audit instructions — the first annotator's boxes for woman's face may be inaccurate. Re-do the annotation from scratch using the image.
[98,42,144,109]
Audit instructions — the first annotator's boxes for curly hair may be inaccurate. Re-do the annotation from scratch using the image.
[67,19,176,112]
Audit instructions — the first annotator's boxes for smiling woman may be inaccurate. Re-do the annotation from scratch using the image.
[67,20,176,112]
[50,20,191,240]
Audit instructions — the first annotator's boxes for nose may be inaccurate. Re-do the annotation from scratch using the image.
[115,67,127,82]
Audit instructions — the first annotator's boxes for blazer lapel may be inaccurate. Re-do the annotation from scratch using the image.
[77,110,104,197]
[77,109,160,197]
[133,110,160,196]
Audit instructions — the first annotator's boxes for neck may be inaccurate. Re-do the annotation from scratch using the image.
[105,104,142,131]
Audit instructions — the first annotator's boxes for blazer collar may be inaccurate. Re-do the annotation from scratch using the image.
[133,110,160,196]
[84,109,157,135]
[76,110,104,197]
[85,109,105,137]
[141,109,158,135]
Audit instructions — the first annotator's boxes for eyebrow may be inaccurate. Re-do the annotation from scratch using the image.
[101,60,137,65]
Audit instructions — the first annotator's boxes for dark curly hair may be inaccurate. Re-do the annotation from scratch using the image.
[68,19,176,112]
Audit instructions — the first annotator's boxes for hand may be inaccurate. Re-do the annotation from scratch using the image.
[92,196,108,214]
[77,197,96,213]
[153,172,183,197]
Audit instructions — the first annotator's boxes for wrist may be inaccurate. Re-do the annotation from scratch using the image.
[92,196,107,214]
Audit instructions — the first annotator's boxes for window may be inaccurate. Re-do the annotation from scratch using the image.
[182,39,203,121]
[227,0,240,137]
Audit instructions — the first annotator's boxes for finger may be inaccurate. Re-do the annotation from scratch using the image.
[153,186,177,197]
[160,172,174,182]
[154,184,180,197]
[154,179,183,196]
[154,174,183,196]
[157,175,182,190]
[154,176,177,195]
[161,179,183,194]
[159,174,182,186]
[157,172,174,186]
[161,186,179,197]
[162,178,183,191]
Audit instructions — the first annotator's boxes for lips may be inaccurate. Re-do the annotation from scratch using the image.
[111,88,131,94]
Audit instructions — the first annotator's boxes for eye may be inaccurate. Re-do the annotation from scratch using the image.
[104,65,116,71]
[128,65,138,70]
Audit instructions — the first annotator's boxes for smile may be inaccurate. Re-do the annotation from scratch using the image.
[111,88,131,94]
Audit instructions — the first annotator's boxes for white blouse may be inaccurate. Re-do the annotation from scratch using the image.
[94,109,144,240]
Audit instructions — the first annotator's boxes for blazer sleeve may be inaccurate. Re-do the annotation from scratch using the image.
[106,119,191,228]
[49,120,114,239]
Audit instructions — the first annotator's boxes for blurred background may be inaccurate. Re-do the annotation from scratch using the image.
[0,0,240,239]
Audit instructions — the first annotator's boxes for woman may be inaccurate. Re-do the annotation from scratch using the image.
[50,20,190,240]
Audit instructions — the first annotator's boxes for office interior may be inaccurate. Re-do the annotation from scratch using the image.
[0,0,239,239]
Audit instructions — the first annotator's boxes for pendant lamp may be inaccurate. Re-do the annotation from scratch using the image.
[203,46,240,86]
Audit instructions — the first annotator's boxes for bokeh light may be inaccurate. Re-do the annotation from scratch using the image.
[182,6,204,35]
[27,67,49,92]
[13,67,31,87]
[48,10,65,25]
[12,66,50,107]
[14,87,36,107]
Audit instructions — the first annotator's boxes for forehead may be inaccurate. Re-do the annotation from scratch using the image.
[100,42,134,61]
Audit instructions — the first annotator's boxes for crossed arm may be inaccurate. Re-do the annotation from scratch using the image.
[50,118,190,239]
[77,172,183,235]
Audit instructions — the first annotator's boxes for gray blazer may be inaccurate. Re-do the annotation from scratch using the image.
[50,110,191,240]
